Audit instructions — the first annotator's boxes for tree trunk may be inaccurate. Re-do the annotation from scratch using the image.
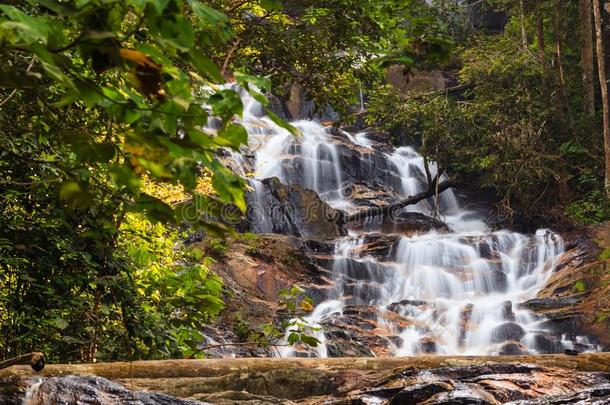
[553,0,569,126]
[593,0,610,198]
[580,0,596,115]
[520,0,529,49]
[536,0,546,57]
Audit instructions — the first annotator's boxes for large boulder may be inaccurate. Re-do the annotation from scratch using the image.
[491,322,525,343]
[244,177,346,239]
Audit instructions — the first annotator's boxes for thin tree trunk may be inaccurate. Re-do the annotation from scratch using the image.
[536,0,546,57]
[554,0,569,126]
[519,0,529,49]
[580,0,596,115]
[593,0,610,198]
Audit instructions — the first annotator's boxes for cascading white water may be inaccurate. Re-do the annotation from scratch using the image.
[219,86,598,356]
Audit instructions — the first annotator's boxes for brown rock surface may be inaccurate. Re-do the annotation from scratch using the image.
[2,355,610,404]
[526,222,610,349]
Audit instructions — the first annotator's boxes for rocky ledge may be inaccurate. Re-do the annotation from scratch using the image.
[2,354,610,404]
[522,222,610,351]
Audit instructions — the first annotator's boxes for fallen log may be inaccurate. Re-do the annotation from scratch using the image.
[347,179,455,223]
[2,353,610,402]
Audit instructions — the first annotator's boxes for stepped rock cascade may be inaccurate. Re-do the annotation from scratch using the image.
[218,86,600,356]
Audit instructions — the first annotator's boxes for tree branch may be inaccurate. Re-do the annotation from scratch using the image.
[346,174,454,223]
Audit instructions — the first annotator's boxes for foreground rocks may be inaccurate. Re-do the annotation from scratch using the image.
[2,355,610,404]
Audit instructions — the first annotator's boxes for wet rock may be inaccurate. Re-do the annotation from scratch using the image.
[517,386,610,404]
[389,381,453,404]
[357,233,401,258]
[418,337,437,354]
[490,270,509,293]
[459,303,474,346]
[537,313,585,335]
[491,322,525,343]
[498,341,528,355]
[422,390,497,404]
[321,313,390,357]
[532,332,563,354]
[6,376,205,405]
[348,182,402,209]
[502,301,516,321]
[350,211,449,236]
[349,362,610,405]
[244,177,346,239]
[387,300,430,313]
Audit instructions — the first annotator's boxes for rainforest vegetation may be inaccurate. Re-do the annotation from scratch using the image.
[1,0,609,364]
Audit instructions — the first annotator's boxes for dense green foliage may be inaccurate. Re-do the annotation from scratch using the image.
[0,0,265,362]
[367,1,610,226]
[207,0,453,114]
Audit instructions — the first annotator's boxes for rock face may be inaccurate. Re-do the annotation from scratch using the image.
[525,223,610,351]
[244,177,346,239]
[192,233,335,357]
[491,322,526,343]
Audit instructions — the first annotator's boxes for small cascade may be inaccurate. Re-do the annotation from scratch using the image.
[246,179,274,234]
[216,86,600,357]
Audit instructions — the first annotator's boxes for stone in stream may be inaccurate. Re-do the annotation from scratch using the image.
[532,332,563,354]
[498,341,528,355]
[502,300,516,321]
[491,322,526,343]
[349,362,610,405]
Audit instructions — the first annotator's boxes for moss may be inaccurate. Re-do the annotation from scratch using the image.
[281,254,299,268]
[203,237,229,258]
[573,280,587,293]
[599,248,610,261]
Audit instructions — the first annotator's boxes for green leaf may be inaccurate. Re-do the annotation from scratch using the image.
[188,1,228,25]
[110,164,142,194]
[300,334,320,347]
[208,89,243,121]
[260,0,282,12]
[264,106,298,135]
[216,123,247,149]
[54,317,69,330]
[287,332,299,345]
[233,72,271,91]
[132,193,176,223]
[59,181,94,209]
[152,0,170,13]
[378,55,415,68]
[189,53,224,83]
[0,5,50,45]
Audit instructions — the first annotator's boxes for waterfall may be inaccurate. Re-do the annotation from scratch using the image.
[217,86,599,356]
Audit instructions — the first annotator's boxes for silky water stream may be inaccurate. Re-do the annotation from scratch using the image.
[220,86,599,357]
